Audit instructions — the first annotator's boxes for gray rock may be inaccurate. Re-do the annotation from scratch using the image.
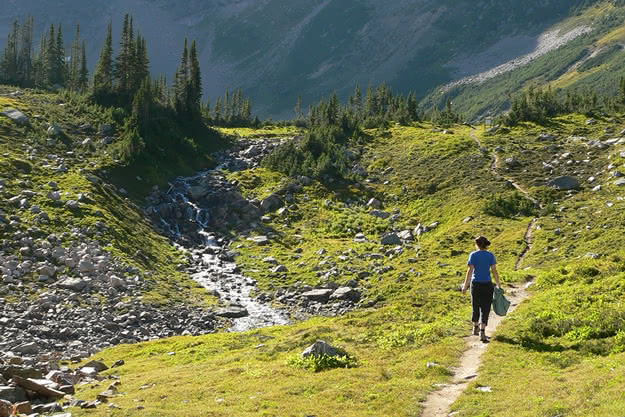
[537,133,554,141]
[0,386,27,403]
[1,109,29,126]
[13,342,39,354]
[100,124,114,136]
[65,200,79,209]
[615,178,625,186]
[272,265,288,273]
[83,360,108,373]
[187,186,208,200]
[549,176,580,190]
[367,198,382,209]
[47,125,63,137]
[248,236,269,245]
[369,210,390,219]
[216,306,249,318]
[505,157,520,167]
[354,233,367,243]
[301,340,338,358]
[397,230,413,241]
[381,233,402,246]
[260,194,282,213]
[302,289,334,303]
[58,277,87,291]
[330,287,360,302]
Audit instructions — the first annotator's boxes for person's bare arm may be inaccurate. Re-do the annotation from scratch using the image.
[462,265,474,293]
[491,264,501,288]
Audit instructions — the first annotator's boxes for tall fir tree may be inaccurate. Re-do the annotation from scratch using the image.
[33,32,48,88]
[79,40,88,91]
[0,19,19,84]
[69,23,81,90]
[173,38,189,115]
[55,22,67,86]
[17,17,34,86]
[188,39,202,116]
[93,21,113,101]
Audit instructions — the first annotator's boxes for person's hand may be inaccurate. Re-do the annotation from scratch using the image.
[462,284,469,294]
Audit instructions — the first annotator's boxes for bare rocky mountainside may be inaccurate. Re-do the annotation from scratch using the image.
[0,0,603,117]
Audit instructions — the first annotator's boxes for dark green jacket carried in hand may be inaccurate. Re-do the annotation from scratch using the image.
[492,286,511,316]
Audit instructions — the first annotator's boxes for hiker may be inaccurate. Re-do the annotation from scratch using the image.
[462,236,501,342]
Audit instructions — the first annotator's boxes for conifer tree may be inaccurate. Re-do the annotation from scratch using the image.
[33,32,48,88]
[79,40,88,91]
[173,38,189,114]
[69,23,81,90]
[93,21,113,101]
[55,22,67,86]
[188,39,202,116]
[17,17,34,86]
[0,19,19,84]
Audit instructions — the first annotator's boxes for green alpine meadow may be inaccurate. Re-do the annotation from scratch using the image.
[1,1,625,416]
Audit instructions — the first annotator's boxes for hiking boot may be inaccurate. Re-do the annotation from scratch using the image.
[473,325,480,336]
[479,329,487,342]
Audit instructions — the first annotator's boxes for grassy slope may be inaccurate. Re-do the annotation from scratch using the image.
[425,1,625,119]
[68,114,625,416]
[0,88,212,307]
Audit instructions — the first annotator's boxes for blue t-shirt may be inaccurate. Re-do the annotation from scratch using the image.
[467,250,496,282]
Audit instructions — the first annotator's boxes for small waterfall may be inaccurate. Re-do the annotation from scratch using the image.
[146,139,290,331]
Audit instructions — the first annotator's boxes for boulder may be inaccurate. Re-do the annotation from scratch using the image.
[367,198,382,209]
[248,236,269,245]
[83,360,108,373]
[12,376,65,399]
[0,399,11,417]
[100,124,114,136]
[549,176,580,190]
[57,277,87,291]
[397,230,413,241]
[302,289,334,303]
[330,287,360,302]
[369,210,390,219]
[615,178,625,186]
[381,233,402,246]
[13,401,32,415]
[260,194,282,213]
[216,306,249,319]
[1,109,29,126]
[0,386,27,403]
[13,342,39,355]
[301,340,338,358]
[272,265,288,273]
[187,186,209,200]
[47,125,63,137]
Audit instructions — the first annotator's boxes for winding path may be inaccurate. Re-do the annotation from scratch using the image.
[420,129,539,416]
[420,281,533,417]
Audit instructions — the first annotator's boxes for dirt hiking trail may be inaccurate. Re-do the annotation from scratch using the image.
[419,128,539,416]
[420,281,533,417]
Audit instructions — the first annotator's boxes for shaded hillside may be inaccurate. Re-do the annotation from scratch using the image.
[0,0,601,117]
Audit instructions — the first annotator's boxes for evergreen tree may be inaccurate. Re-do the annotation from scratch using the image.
[114,14,137,99]
[33,32,48,88]
[173,38,189,115]
[55,22,67,86]
[17,17,34,86]
[294,95,302,120]
[0,19,19,84]
[69,23,82,90]
[79,40,88,91]
[188,39,202,116]
[93,21,113,101]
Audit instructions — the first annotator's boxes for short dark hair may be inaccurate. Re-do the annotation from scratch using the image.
[475,236,491,249]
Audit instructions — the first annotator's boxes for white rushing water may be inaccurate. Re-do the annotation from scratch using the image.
[149,140,290,332]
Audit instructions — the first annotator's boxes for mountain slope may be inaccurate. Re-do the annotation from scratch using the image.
[0,0,602,117]
[425,1,625,119]
[65,113,625,416]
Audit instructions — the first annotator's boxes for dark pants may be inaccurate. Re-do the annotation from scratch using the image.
[471,281,494,326]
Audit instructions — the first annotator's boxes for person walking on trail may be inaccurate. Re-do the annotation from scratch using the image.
[462,236,502,342]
